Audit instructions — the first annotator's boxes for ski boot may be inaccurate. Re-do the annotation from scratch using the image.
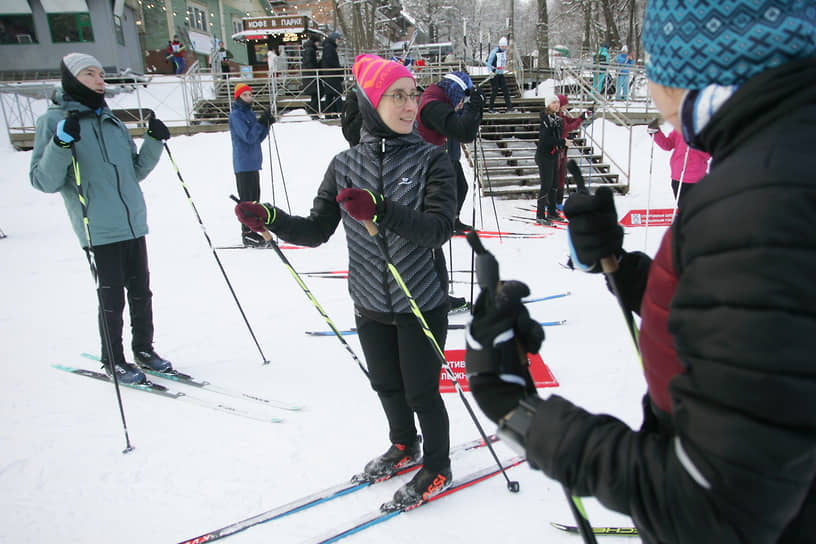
[102,359,146,385]
[134,349,173,373]
[354,438,421,482]
[385,466,453,511]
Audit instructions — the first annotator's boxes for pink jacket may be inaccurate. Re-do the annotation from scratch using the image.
[652,129,711,183]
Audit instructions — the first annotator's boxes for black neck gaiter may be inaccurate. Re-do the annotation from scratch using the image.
[60,61,105,111]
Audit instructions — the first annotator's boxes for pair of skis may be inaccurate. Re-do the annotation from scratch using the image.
[176,435,519,544]
[304,318,566,337]
[303,291,571,336]
[54,353,302,423]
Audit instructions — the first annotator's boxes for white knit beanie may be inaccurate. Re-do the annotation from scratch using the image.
[62,53,103,77]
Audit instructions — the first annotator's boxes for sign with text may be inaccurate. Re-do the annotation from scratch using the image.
[619,208,675,227]
[440,349,558,393]
[243,16,307,32]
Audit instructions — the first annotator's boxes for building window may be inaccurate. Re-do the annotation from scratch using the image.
[113,14,125,45]
[0,15,38,44]
[187,3,207,33]
[232,17,242,38]
[48,12,94,42]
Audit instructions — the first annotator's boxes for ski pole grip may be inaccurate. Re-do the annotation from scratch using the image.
[230,194,274,241]
[600,256,619,274]
[363,219,378,236]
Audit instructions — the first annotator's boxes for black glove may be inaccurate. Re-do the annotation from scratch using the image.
[647,117,662,131]
[54,116,81,147]
[258,109,275,127]
[467,87,485,111]
[465,280,544,423]
[147,118,170,141]
[563,186,623,273]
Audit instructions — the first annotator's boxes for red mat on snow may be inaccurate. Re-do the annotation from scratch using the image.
[619,208,675,227]
[440,349,559,393]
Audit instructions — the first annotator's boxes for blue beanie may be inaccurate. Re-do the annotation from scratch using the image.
[437,71,473,106]
[643,0,816,89]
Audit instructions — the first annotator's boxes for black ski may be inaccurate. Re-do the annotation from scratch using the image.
[550,522,639,535]
[305,319,565,337]
[176,435,499,544]
[306,456,527,544]
[215,244,306,250]
[80,352,302,411]
[506,215,568,230]
[53,364,283,423]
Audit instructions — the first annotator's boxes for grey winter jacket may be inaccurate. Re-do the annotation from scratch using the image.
[267,89,457,314]
[29,90,163,248]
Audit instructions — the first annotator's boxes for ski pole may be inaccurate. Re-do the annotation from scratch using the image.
[476,127,503,239]
[266,128,276,209]
[465,231,597,544]
[670,146,690,222]
[644,127,656,249]
[269,125,292,214]
[68,122,134,454]
[566,160,640,354]
[230,195,369,377]
[361,219,520,493]
[163,143,270,365]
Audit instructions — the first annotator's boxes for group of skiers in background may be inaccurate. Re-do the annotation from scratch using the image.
[28,0,816,538]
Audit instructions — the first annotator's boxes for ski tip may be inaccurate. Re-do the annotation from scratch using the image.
[550,521,571,531]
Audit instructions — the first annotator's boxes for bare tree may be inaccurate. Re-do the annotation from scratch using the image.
[536,0,550,70]
[332,0,379,56]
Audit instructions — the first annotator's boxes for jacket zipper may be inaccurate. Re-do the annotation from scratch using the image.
[96,114,136,239]
[376,138,394,313]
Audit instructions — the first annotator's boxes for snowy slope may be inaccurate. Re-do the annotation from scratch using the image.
[0,100,675,543]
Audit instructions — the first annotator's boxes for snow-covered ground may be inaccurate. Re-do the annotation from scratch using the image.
[0,89,675,543]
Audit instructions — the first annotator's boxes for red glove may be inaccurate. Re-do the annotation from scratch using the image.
[336,188,385,222]
[234,201,273,232]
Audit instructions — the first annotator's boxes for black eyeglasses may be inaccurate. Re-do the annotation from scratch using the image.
[381,90,422,106]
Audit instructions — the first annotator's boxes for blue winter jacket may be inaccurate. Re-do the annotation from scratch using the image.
[486,47,508,75]
[229,98,268,173]
[614,53,633,74]
[29,90,163,248]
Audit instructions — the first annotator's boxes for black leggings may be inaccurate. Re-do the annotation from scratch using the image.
[453,160,468,216]
[356,305,451,472]
[536,158,558,218]
[671,179,695,209]
[91,237,153,363]
[236,171,261,232]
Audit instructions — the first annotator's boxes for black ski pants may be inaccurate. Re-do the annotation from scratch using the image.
[355,305,451,472]
[489,73,512,110]
[91,237,154,364]
[671,179,696,210]
[453,160,468,217]
[236,170,261,233]
[536,157,558,219]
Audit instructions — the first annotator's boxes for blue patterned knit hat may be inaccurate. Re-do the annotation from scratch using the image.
[643,0,816,89]
[437,72,472,106]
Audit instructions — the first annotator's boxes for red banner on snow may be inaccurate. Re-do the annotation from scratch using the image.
[440,349,559,393]
[619,208,675,227]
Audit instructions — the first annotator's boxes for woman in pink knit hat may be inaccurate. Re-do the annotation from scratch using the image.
[235,54,458,507]
[648,122,711,209]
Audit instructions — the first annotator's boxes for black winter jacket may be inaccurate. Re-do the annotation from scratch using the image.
[524,57,816,543]
[268,88,456,315]
[535,111,562,164]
